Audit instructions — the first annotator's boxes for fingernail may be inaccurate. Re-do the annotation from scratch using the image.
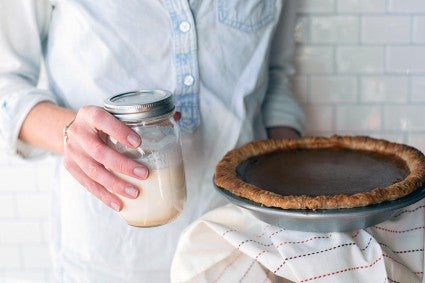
[111,201,121,212]
[134,166,148,179]
[127,132,141,147]
[125,186,139,198]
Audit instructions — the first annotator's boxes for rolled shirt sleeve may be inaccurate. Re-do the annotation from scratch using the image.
[0,0,57,158]
[261,0,305,135]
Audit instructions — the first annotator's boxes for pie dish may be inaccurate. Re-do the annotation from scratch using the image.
[214,136,425,210]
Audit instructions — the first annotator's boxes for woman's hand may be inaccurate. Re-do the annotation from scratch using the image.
[267,126,300,139]
[62,106,149,212]
[20,102,180,212]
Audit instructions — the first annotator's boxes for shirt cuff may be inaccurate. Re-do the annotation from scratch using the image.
[262,85,305,136]
[0,88,57,159]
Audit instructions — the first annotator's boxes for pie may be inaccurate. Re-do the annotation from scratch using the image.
[214,136,425,210]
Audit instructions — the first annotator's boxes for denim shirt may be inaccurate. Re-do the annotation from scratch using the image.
[0,0,304,157]
[0,0,304,281]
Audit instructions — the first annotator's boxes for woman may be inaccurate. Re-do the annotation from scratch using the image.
[0,0,304,281]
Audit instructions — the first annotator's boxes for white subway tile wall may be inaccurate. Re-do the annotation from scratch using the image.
[295,0,425,149]
[0,0,424,281]
[414,17,425,43]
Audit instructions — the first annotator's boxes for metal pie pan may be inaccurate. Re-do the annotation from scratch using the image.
[214,184,425,233]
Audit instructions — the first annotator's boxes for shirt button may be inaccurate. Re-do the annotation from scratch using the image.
[179,21,191,33]
[183,75,195,86]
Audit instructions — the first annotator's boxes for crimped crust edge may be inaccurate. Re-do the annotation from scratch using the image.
[214,136,425,210]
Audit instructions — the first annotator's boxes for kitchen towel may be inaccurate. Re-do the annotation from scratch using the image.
[171,200,424,283]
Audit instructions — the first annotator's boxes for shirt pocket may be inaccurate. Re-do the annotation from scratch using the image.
[216,0,276,33]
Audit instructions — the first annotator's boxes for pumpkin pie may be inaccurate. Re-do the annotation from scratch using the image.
[214,136,425,210]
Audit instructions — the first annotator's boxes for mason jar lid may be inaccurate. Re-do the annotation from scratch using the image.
[103,90,175,121]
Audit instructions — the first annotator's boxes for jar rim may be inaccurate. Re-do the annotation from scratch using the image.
[103,90,174,120]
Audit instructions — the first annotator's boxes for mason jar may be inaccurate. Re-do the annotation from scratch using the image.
[103,90,186,227]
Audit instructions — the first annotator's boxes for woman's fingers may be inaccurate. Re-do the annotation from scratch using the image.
[79,106,141,148]
[62,105,149,211]
[73,125,148,179]
[66,142,140,198]
[63,157,124,211]
[174,111,181,121]
[64,106,148,179]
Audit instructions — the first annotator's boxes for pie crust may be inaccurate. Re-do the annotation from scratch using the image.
[214,136,425,210]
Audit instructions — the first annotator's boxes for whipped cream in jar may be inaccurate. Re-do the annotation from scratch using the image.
[104,90,186,227]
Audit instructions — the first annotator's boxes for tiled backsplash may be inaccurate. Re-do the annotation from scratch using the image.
[295,0,425,152]
[0,0,424,281]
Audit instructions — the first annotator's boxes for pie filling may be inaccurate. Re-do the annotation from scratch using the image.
[236,148,409,197]
[215,136,425,210]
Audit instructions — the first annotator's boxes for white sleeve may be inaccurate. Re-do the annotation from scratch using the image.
[0,0,58,158]
[262,0,305,134]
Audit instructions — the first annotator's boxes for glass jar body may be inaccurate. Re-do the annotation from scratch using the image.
[106,113,186,227]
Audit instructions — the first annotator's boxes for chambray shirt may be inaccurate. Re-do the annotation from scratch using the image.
[0,0,304,281]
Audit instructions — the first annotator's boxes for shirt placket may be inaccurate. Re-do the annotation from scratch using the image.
[163,0,200,133]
